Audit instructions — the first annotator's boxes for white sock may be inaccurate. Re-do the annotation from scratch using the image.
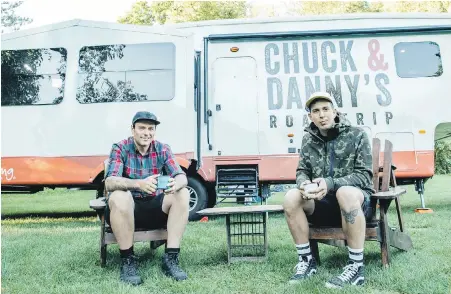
[296,242,312,262]
[348,246,364,267]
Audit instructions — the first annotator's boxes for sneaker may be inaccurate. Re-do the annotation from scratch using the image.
[120,255,142,286]
[162,253,188,281]
[288,256,317,283]
[325,261,364,289]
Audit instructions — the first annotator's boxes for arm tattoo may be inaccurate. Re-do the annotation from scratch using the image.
[105,176,139,192]
[341,208,359,224]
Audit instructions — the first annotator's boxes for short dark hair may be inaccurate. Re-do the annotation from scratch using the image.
[309,98,334,111]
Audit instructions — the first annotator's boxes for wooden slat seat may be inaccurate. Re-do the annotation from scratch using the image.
[373,186,407,199]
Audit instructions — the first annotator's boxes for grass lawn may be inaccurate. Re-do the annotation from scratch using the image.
[2,175,451,294]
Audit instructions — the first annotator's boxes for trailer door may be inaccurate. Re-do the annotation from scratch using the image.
[211,57,259,156]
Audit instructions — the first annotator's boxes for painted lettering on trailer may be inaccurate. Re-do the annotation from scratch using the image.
[1,168,15,181]
[264,39,393,128]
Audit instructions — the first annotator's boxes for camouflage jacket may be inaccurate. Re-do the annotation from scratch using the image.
[296,113,375,197]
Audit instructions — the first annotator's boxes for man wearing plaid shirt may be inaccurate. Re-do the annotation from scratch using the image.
[104,111,190,286]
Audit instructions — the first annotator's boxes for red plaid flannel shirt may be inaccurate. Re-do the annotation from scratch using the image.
[105,137,185,198]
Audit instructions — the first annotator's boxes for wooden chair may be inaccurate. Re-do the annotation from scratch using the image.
[89,159,167,267]
[308,138,413,268]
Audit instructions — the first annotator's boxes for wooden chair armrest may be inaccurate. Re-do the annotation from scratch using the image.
[90,197,106,210]
[371,186,406,199]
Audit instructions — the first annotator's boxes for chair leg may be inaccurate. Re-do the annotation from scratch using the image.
[100,213,107,268]
[379,200,390,268]
[394,197,404,232]
[101,244,107,268]
[310,240,320,266]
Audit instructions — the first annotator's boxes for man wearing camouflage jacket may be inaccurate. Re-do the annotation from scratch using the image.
[283,92,374,289]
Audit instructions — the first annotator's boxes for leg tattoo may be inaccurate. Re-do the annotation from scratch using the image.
[341,209,359,224]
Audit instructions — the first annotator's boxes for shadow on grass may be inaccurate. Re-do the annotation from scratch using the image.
[1,211,97,220]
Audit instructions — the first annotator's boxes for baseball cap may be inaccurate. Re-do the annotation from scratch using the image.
[131,111,160,126]
[305,92,334,112]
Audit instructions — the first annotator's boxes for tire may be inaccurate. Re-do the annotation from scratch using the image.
[96,185,104,199]
[187,176,208,221]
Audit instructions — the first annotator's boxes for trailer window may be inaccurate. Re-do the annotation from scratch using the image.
[1,48,67,106]
[394,42,443,78]
[77,43,175,104]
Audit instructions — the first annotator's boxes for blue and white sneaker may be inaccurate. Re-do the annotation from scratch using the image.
[288,256,317,283]
[325,261,364,289]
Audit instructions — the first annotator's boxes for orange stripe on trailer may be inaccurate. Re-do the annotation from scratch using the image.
[391,151,434,178]
[200,150,435,182]
[175,157,190,170]
[1,153,197,186]
[1,151,434,186]
[1,156,107,185]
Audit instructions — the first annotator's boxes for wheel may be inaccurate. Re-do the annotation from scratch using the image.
[187,176,208,221]
[96,183,104,199]
[95,185,105,220]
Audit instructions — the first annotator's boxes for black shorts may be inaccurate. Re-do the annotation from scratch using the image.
[105,193,168,230]
[306,191,372,227]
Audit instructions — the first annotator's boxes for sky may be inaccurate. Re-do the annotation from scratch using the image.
[16,0,139,29]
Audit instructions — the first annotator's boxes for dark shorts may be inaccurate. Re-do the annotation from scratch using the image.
[105,193,168,230]
[306,190,372,227]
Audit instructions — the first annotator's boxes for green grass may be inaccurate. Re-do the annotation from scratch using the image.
[1,188,94,216]
[2,175,451,294]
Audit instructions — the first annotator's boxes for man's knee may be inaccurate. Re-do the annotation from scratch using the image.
[283,189,302,213]
[174,187,190,208]
[108,191,134,213]
[336,186,363,211]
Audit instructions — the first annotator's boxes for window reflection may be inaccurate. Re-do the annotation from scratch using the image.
[1,48,67,106]
[394,42,443,78]
[77,43,175,104]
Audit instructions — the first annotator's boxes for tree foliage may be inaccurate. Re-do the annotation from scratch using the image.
[297,1,374,15]
[435,141,451,175]
[119,1,449,25]
[116,1,155,25]
[290,1,450,15]
[1,1,32,33]
[380,1,450,13]
[118,1,248,25]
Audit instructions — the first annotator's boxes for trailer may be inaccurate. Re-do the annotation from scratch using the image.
[169,13,451,211]
[1,20,210,220]
[2,14,451,218]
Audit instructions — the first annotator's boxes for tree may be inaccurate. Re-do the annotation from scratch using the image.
[118,1,248,25]
[298,1,371,15]
[297,0,450,15]
[117,1,155,25]
[381,1,450,13]
[1,1,32,33]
